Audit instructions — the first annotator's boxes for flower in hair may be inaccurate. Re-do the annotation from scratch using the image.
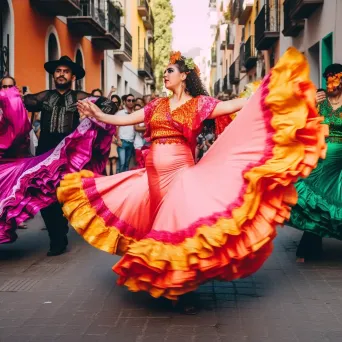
[169,51,182,65]
[327,72,342,92]
[169,51,201,76]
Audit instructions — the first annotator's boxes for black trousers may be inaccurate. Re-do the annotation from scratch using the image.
[37,133,70,250]
[41,202,69,249]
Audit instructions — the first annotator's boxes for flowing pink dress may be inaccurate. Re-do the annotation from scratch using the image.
[57,48,327,299]
[0,88,116,244]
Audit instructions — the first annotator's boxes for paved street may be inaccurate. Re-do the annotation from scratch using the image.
[1,216,342,342]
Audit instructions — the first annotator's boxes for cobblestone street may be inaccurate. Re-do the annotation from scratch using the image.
[1,215,342,342]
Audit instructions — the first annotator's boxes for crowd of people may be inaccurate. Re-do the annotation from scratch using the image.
[0,73,155,177]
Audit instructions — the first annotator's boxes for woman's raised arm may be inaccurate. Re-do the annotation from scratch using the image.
[208,98,247,119]
[78,100,145,126]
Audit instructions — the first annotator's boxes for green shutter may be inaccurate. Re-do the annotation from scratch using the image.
[321,33,333,89]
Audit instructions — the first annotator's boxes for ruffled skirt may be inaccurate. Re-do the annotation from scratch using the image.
[289,141,342,239]
[0,118,115,244]
[57,48,327,299]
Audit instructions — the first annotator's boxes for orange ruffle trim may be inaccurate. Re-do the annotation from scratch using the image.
[112,48,328,299]
[57,170,133,256]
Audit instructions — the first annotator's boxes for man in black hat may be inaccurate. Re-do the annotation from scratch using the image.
[24,56,118,256]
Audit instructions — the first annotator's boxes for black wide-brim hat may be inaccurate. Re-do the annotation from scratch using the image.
[44,56,85,80]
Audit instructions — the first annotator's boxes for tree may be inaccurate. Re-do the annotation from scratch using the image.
[150,0,174,92]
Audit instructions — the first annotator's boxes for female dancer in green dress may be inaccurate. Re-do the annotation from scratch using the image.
[289,64,342,261]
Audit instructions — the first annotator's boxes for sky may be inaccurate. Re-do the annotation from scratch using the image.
[171,0,211,55]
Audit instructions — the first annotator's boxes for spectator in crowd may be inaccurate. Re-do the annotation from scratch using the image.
[121,94,128,104]
[111,94,122,110]
[91,89,103,97]
[107,86,116,99]
[0,76,16,89]
[116,94,136,173]
[106,135,118,176]
[135,97,145,107]
[143,94,151,105]
[1,76,31,229]
[133,103,146,168]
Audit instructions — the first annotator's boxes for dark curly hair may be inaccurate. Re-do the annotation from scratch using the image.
[174,57,209,97]
[323,63,342,79]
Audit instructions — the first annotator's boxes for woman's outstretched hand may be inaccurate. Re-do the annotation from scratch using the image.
[78,100,104,121]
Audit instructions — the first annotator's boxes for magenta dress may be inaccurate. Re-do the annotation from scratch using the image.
[0,88,116,244]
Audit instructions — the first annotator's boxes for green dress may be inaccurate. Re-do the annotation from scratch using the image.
[289,99,342,239]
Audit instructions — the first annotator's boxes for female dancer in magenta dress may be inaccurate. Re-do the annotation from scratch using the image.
[57,48,326,300]
[0,87,116,244]
[289,63,342,261]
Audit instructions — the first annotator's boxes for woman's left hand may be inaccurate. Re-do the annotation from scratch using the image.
[78,100,104,121]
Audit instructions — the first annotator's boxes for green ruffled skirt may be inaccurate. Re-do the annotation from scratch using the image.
[289,141,342,239]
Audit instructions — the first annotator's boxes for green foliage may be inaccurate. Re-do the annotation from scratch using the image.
[150,0,174,91]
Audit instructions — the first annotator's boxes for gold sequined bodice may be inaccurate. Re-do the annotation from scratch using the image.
[150,97,197,144]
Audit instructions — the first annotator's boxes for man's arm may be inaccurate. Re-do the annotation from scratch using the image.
[23,91,48,112]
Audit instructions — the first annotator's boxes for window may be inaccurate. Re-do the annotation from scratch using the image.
[48,34,59,90]
[117,75,122,94]
[75,49,84,90]
[101,59,104,93]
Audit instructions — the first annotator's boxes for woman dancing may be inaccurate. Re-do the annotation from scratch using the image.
[57,48,326,308]
[289,63,342,262]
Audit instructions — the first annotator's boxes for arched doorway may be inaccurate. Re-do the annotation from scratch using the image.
[0,0,13,78]
[75,49,84,91]
[48,33,59,89]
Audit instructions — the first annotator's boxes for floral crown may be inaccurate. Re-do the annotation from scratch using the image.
[326,72,342,92]
[169,51,201,76]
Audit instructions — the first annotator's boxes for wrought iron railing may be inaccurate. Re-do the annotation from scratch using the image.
[245,35,256,62]
[255,3,279,47]
[107,1,121,41]
[226,23,235,47]
[214,80,220,96]
[79,0,106,29]
[139,48,152,76]
[0,34,9,78]
[229,56,240,84]
[223,74,228,92]
[232,0,240,19]
[211,47,217,63]
[239,43,245,70]
[123,27,133,57]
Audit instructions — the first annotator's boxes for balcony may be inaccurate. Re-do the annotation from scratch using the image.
[113,25,133,62]
[138,48,153,79]
[238,0,254,25]
[226,23,235,50]
[142,9,154,30]
[220,41,226,50]
[223,74,233,94]
[92,1,121,50]
[255,4,280,50]
[138,0,149,18]
[229,57,240,85]
[239,43,246,72]
[244,36,257,70]
[68,0,106,36]
[287,0,324,20]
[211,47,217,67]
[231,0,240,20]
[214,80,221,96]
[282,0,305,37]
[30,0,81,16]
